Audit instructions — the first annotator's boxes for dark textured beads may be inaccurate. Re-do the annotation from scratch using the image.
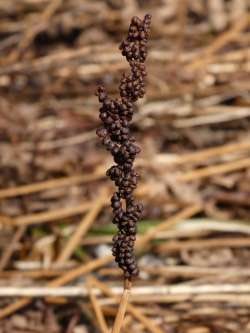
[96,14,151,280]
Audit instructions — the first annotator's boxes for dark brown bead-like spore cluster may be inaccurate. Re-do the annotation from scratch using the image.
[96,14,151,279]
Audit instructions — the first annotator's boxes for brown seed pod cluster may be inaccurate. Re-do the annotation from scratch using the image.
[96,14,151,279]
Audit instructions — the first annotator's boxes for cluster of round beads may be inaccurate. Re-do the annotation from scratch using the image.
[96,14,151,279]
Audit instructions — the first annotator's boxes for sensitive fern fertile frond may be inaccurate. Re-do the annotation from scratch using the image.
[96,14,151,280]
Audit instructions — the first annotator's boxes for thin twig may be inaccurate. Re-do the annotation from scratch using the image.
[186,14,249,70]
[138,204,202,249]
[178,157,250,182]
[0,225,26,270]
[56,188,107,263]
[144,139,250,166]
[0,283,248,297]
[86,278,109,333]
[156,236,250,253]
[174,106,250,127]
[13,202,93,226]
[0,44,115,75]
[144,265,250,279]
[0,168,105,199]
[111,279,132,333]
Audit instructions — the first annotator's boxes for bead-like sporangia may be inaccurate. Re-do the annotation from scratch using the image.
[96,14,151,279]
